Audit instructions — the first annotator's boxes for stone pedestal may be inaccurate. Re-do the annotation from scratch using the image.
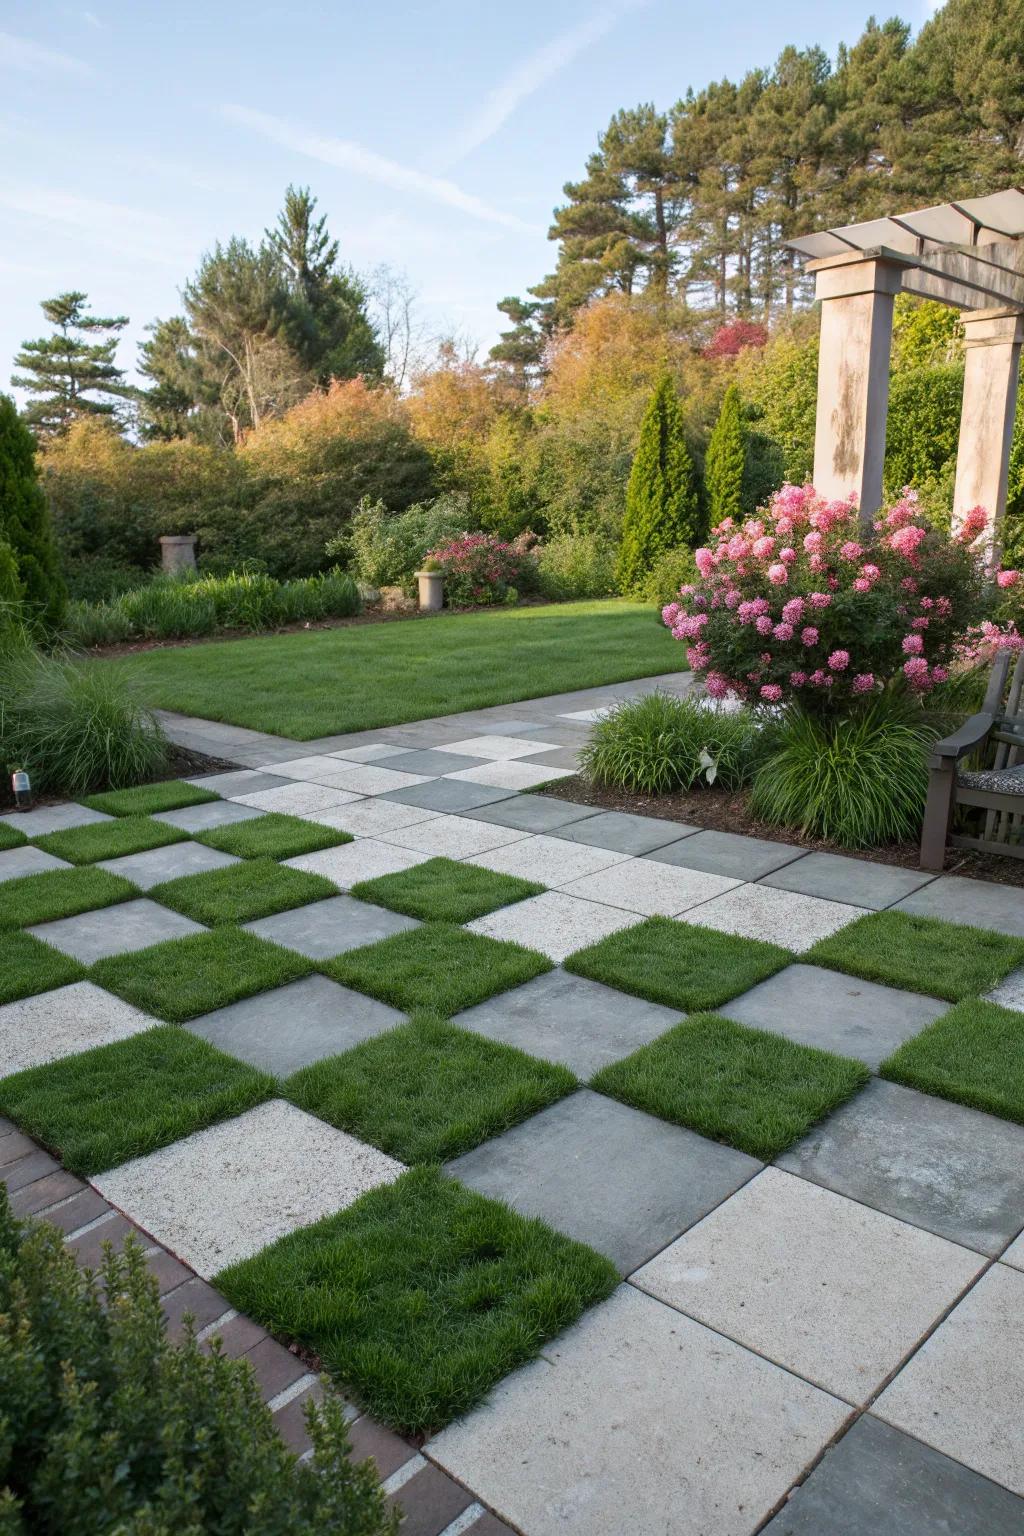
[159,534,197,573]
[416,570,444,612]
[952,308,1024,562]
[810,254,911,525]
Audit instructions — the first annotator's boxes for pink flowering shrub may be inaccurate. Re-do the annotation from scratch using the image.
[662,485,989,709]
[426,533,525,607]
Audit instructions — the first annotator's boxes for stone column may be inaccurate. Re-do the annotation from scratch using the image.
[159,534,197,573]
[952,307,1024,562]
[810,253,910,526]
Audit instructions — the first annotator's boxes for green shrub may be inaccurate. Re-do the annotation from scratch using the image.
[0,635,168,794]
[750,694,939,847]
[535,534,618,601]
[705,384,745,528]
[0,539,25,637]
[581,692,761,795]
[0,394,66,630]
[616,374,701,597]
[640,545,697,607]
[63,556,148,604]
[334,493,471,593]
[0,1192,396,1534]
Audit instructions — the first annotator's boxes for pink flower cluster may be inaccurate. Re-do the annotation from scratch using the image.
[663,483,986,709]
[427,533,523,608]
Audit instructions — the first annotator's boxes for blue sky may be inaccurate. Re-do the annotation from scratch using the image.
[0,0,938,398]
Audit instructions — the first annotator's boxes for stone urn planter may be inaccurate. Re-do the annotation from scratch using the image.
[159,534,197,573]
[416,568,444,612]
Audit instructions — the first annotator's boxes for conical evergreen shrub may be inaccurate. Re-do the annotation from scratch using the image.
[0,393,65,629]
[616,373,700,596]
[705,383,746,527]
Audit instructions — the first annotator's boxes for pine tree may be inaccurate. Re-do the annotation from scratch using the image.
[12,293,132,436]
[705,384,746,526]
[616,374,700,595]
[0,394,65,628]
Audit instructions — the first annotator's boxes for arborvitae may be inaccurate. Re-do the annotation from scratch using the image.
[705,384,746,527]
[0,394,65,628]
[616,373,700,596]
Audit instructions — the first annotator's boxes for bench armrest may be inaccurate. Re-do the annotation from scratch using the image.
[929,711,994,767]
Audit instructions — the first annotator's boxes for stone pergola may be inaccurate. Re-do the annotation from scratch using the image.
[787,186,1024,551]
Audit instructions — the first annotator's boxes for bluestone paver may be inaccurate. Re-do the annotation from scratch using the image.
[552,810,698,856]
[185,973,406,1074]
[633,1167,983,1403]
[243,894,419,958]
[0,846,71,883]
[154,801,266,833]
[778,1077,1024,1255]
[895,875,1024,938]
[0,803,112,837]
[761,1413,1024,1535]
[27,898,205,963]
[451,968,682,1077]
[447,1088,759,1274]
[467,890,642,963]
[375,748,490,775]
[724,964,948,1069]
[645,828,805,880]
[429,1283,849,1536]
[0,980,158,1074]
[762,851,936,910]
[874,1263,1024,1495]
[379,778,517,813]
[462,794,600,834]
[98,840,240,890]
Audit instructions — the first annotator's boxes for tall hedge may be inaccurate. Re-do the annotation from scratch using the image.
[616,374,700,596]
[705,384,746,528]
[0,394,65,628]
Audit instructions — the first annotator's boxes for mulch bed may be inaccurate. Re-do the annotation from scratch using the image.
[540,777,1024,889]
[0,744,239,816]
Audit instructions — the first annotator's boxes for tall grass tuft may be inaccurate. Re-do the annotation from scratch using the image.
[750,694,938,848]
[0,632,168,795]
[581,692,761,796]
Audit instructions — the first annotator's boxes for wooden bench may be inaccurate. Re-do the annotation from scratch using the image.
[920,651,1024,870]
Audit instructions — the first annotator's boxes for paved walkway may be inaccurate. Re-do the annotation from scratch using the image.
[3,674,1024,1535]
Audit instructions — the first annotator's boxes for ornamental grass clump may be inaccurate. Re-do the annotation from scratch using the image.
[581,691,761,795]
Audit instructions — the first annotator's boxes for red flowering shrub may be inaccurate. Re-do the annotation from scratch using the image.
[703,320,769,359]
[663,485,991,711]
[427,532,526,607]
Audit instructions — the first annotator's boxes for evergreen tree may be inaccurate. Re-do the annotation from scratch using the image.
[0,394,65,627]
[137,317,204,442]
[705,384,746,526]
[616,374,700,595]
[12,293,132,436]
[0,539,24,637]
[488,296,552,393]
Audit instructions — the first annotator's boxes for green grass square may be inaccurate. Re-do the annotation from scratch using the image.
[196,812,352,861]
[881,998,1024,1125]
[91,928,312,1023]
[286,1015,575,1163]
[592,1013,870,1160]
[353,856,544,924]
[33,816,188,866]
[0,867,137,929]
[324,923,551,1014]
[807,910,1024,1002]
[216,1165,617,1434]
[150,859,336,926]
[564,915,793,1012]
[0,823,28,851]
[82,780,221,817]
[0,1026,274,1174]
[2,932,85,1004]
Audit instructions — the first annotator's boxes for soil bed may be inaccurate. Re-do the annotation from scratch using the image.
[0,744,239,815]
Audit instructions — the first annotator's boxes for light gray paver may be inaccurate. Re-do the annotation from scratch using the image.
[430,1283,849,1536]
[442,736,555,760]
[445,760,576,791]
[0,846,71,883]
[376,814,530,859]
[186,770,293,797]
[467,833,628,887]
[559,858,739,917]
[760,1413,1024,1535]
[762,851,936,910]
[553,809,698,856]
[98,841,240,891]
[284,839,432,889]
[328,743,415,762]
[460,795,600,834]
[873,1263,1024,1495]
[987,966,1024,1010]
[777,1077,1024,1255]
[633,1167,984,1404]
[894,874,1024,937]
[467,890,642,962]
[685,883,864,953]
[724,964,949,1069]
[185,973,406,1074]
[257,754,356,781]
[319,763,432,796]
[0,803,112,837]
[379,778,517,813]
[451,968,682,1077]
[243,894,419,959]
[154,801,266,833]
[27,898,205,963]
[646,828,806,880]
[230,782,361,815]
[1002,1229,1024,1272]
[447,1089,759,1275]
[0,980,159,1074]
[94,1099,405,1277]
[299,799,441,837]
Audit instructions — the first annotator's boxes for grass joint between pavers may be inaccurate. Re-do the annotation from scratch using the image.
[807,910,1024,1003]
[352,857,545,925]
[881,997,1024,1127]
[90,928,312,1023]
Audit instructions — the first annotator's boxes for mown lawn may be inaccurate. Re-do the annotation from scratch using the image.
[106,600,677,739]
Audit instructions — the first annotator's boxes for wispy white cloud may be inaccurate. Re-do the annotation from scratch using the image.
[221,104,539,233]
[446,2,645,163]
[82,11,103,29]
[0,184,198,267]
[0,30,93,78]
